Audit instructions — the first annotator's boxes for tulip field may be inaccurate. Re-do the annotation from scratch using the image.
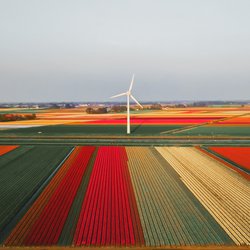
[208,147,250,171]
[156,147,249,245]
[0,106,249,138]
[195,146,250,180]
[0,144,249,248]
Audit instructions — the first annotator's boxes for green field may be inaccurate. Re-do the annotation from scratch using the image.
[0,124,184,137]
[0,145,72,237]
[175,126,250,137]
[0,109,46,114]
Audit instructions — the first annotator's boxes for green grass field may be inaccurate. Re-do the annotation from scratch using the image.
[0,124,185,136]
[0,109,46,114]
[175,126,250,137]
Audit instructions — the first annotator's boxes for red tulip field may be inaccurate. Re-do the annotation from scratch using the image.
[85,117,222,125]
[74,146,144,246]
[1,107,250,138]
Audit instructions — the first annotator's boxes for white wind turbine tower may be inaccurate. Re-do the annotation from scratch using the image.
[110,75,143,134]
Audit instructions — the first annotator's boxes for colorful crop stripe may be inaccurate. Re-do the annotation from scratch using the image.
[85,117,222,125]
[74,146,144,246]
[6,146,95,246]
[3,146,249,247]
[209,147,250,171]
[0,145,18,156]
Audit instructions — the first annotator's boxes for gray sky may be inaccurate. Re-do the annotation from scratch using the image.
[0,0,250,102]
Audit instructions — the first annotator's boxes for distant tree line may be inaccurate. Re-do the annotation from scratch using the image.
[111,105,127,112]
[148,104,162,110]
[85,107,108,114]
[85,104,163,114]
[0,114,36,122]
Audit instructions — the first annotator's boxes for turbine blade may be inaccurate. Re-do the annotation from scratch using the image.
[110,92,127,98]
[129,74,135,91]
[130,95,143,108]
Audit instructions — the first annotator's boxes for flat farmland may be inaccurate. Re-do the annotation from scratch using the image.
[0,107,249,140]
[0,145,73,240]
[198,146,250,180]
[175,125,250,137]
[0,107,249,249]
[0,145,249,248]
[0,124,184,137]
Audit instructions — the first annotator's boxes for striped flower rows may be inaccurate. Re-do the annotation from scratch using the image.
[5,147,81,246]
[197,147,250,180]
[74,146,144,246]
[6,146,95,246]
[1,145,249,247]
[126,147,232,246]
[156,147,250,245]
[0,146,72,242]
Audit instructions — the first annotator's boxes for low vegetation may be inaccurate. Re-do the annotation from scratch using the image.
[0,114,36,122]
[85,107,107,114]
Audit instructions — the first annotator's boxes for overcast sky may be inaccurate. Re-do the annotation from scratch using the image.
[0,0,249,102]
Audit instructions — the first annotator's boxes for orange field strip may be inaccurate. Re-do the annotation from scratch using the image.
[216,116,250,125]
[0,146,18,156]
[208,147,250,171]
[5,147,80,246]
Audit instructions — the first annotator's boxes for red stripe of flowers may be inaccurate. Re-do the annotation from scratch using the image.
[73,146,144,246]
[209,147,250,171]
[85,117,220,125]
[24,146,95,246]
[0,145,18,156]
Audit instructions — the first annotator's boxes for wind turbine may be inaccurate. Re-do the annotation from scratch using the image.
[110,74,143,134]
